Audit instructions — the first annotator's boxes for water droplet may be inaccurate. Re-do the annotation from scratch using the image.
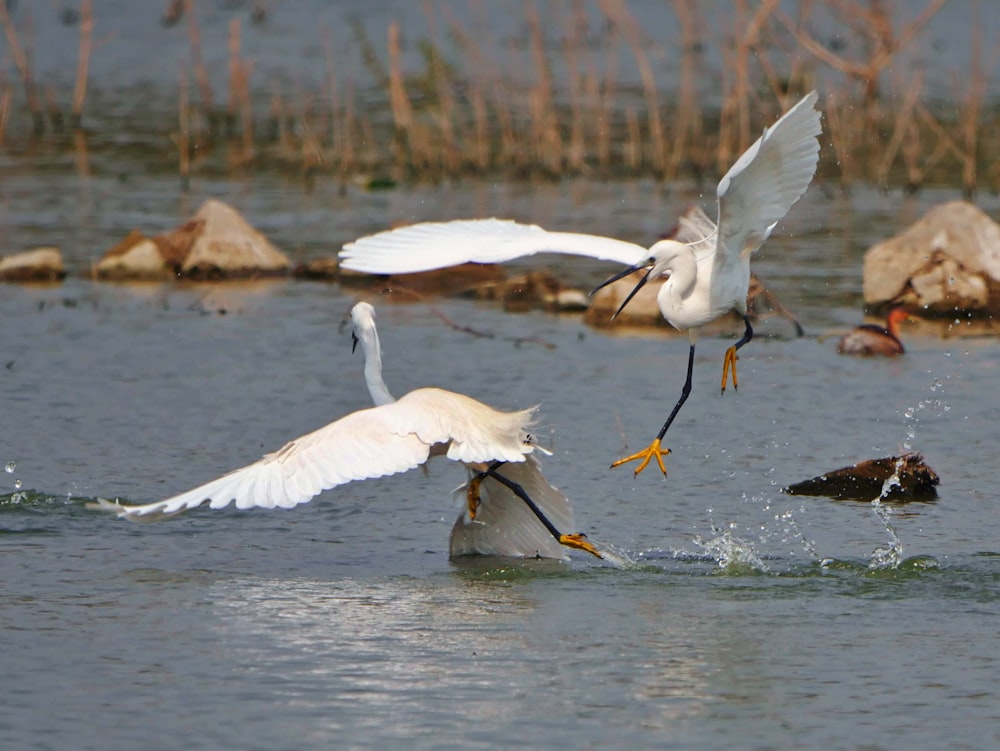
[4,461,15,474]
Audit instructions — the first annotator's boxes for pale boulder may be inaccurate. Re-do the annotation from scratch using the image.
[0,247,66,282]
[94,230,173,279]
[863,201,1000,316]
[180,199,289,277]
[96,200,290,281]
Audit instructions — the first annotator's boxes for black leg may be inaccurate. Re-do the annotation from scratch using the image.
[656,342,696,441]
[471,462,602,558]
[734,314,754,354]
[473,461,562,543]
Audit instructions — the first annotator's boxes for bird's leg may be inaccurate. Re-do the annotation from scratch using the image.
[466,460,505,520]
[721,314,754,394]
[611,343,695,477]
[479,465,603,559]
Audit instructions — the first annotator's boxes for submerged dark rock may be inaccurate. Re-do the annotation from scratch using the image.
[784,452,939,502]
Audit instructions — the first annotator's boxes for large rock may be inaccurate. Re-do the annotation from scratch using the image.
[863,201,1000,316]
[180,199,289,278]
[94,230,175,280]
[95,199,290,281]
[0,248,66,282]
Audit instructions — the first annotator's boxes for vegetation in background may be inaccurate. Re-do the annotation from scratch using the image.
[0,0,992,196]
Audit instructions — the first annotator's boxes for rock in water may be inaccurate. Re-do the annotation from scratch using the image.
[863,201,1000,317]
[0,248,66,282]
[784,453,939,501]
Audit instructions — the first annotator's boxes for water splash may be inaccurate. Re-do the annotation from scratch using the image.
[694,522,768,573]
[776,506,819,561]
[901,379,950,451]
[594,543,645,570]
[4,459,21,493]
[872,377,951,569]
[868,457,905,570]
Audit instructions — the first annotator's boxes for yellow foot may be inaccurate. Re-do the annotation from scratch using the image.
[559,533,604,559]
[610,437,671,477]
[466,476,482,520]
[721,345,739,394]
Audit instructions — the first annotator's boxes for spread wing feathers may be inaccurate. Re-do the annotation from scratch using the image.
[339,218,648,274]
[673,206,719,264]
[715,91,821,261]
[93,387,538,520]
[448,456,576,560]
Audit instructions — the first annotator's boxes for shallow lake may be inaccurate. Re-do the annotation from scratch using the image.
[2,166,1000,750]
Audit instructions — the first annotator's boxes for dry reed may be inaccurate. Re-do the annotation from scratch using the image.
[0,0,992,194]
[70,0,94,129]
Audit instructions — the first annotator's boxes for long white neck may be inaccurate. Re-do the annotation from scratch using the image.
[351,305,396,406]
[653,241,698,300]
[361,327,395,406]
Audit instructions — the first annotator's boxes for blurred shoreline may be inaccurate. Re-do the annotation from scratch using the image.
[0,1,995,193]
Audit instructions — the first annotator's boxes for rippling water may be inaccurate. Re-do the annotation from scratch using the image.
[3,174,1000,749]
[3,5,1000,740]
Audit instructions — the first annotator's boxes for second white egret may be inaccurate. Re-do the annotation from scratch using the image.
[92,302,602,560]
[340,92,822,477]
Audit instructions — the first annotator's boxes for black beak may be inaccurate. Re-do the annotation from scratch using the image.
[591,262,654,321]
[351,331,359,353]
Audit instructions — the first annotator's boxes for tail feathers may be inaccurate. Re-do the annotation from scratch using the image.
[448,456,576,560]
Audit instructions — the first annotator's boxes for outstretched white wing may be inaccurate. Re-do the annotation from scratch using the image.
[339,218,648,274]
[94,388,536,520]
[449,455,576,560]
[715,91,821,262]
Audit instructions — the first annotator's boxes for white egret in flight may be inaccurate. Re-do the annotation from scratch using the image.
[340,91,822,477]
[92,302,601,560]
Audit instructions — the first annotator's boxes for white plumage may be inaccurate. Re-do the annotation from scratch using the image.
[340,93,822,477]
[340,91,821,333]
[92,302,599,560]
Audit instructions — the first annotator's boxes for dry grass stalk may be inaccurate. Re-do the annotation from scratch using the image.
[177,63,191,188]
[422,2,458,174]
[666,0,703,180]
[595,21,621,170]
[823,88,857,190]
[0,2,43,132]
[298,104,323,179]
[387,19,426,170]
[876,71,924,189]
[561,1,588,174]
[341,79,358,175]
[718,0,781,172]
[957,7,987,198]
[186,1,214,115]
[45,86,64,131]
[227,18,255,163]
[525,0,561,174]
[776,0,946,101]
[600,0,665,174]
[624,106,640,170]
[73,128,90,178]
[0,85,10,145]
[71,0,94,126]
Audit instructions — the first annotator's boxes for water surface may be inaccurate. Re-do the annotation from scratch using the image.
[3,204,999,748]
